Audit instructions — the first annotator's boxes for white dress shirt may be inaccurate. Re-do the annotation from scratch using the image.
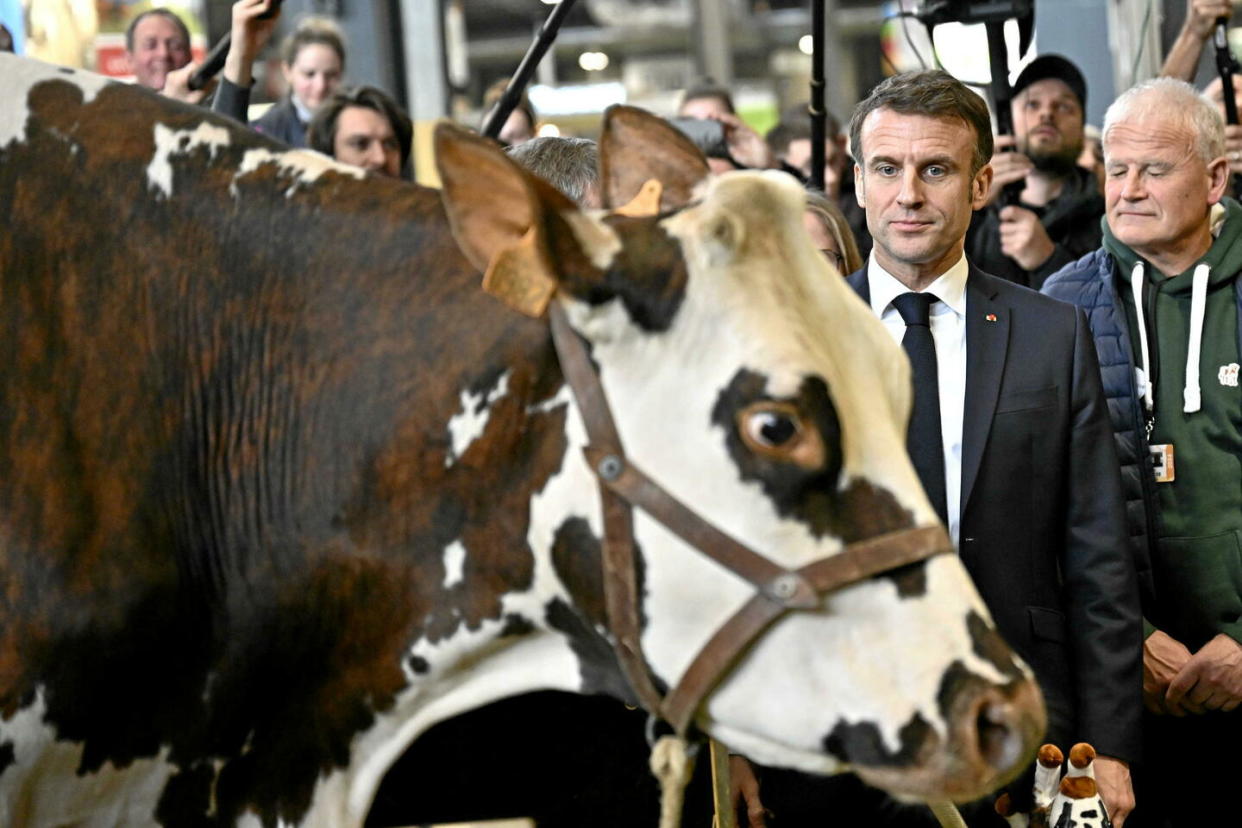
[866,252,968,547]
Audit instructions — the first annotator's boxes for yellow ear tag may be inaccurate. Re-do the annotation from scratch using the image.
[614,178,663,217]
[481,227,556,318]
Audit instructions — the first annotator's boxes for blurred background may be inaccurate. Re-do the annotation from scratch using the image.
[2,0,1237,167]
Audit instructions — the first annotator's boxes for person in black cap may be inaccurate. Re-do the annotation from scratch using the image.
[965,54,1104,289]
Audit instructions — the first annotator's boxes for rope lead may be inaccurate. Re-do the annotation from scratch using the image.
[650,734,694,828]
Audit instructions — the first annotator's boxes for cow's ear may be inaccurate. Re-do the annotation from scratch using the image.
[436,122,578,316]
[600,105,709,213]
[437,122,556,269]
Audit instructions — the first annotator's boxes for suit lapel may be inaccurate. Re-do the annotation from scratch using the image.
[960,267,1009,516]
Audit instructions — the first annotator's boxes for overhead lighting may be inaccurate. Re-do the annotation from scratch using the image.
[541,0,560,4]
[798,35,814,55]
[578,51,609,72]
[538,124,562,137]
[528,82,627,116]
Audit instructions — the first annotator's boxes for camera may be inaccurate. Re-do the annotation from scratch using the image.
[668,117,730,160]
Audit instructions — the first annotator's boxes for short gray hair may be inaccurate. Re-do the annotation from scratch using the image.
[506,137,599,206]
[1103,77,1225,164]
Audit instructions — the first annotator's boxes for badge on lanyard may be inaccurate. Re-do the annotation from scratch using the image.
[1150,443,1175,483]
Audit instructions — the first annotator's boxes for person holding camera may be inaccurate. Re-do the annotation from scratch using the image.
[965,55,1104,290]
[673,81,776,174]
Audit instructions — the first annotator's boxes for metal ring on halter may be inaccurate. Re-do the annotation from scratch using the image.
[597,454,624,481]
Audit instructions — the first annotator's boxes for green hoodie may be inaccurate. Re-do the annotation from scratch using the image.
[1102,199,1242,649]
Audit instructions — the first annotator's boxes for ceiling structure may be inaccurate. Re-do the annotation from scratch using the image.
[198,0,887,129]
[451,0,885,127]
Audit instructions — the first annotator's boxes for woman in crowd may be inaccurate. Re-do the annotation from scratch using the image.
[250,16,345,146]
[804,189,862,276]
[210,2,343,148]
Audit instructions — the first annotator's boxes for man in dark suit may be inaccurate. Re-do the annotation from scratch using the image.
[847,68,1142,825]
[741,70,1142,828]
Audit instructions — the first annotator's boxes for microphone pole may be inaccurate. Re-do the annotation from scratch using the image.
[809,0,826,192]
[985,20,1023,206]
[187,0,283,92]
[482,0,578,140]
[188,32,232,91]
[1213,17,1242,197]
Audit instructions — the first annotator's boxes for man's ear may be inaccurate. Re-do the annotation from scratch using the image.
[600,105,709,212]
[971,163,994,211]
[1207,156,1231,205]
[854,162,865,208]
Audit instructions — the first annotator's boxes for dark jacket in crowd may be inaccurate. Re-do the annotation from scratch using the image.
[250,96,308,147]
[212,79,308,149]
[209,77,246,124]
[1042,202,1242,644]
[968,165,1104,290]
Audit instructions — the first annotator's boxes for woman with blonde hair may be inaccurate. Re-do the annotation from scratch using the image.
[212,6,347,147]
[251,16,346,146]
[803,189,863,276]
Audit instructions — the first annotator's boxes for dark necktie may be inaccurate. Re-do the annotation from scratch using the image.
[891,292,948,525]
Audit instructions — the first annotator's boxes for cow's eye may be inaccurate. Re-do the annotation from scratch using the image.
[747,410,799,447]
[736,402,826,471]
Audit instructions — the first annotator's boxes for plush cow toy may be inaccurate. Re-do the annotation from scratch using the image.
[994,743,1112,828]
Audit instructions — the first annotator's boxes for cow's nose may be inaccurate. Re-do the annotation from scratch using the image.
[957,675,1045,783]
[851,672,1045,803]
[974,693,1026,772]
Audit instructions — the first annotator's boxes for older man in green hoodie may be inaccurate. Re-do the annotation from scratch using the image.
[1043,77,1242,828]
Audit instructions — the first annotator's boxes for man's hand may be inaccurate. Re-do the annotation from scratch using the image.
[1183,0,1233,39]
[711,112,776,171]
[984,135,1033,206]
[1226,125,1242,175]
[1164,0,1234,79]
[1094,756,1134,827]
[161,62,213,104]
[729,755,769,828]
[998,205,1055,270]
[225,0,281,87]
[1143,629,1193,714]
[1165,633,1242,714]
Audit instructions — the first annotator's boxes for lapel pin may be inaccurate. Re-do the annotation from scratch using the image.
[985,313,997,322]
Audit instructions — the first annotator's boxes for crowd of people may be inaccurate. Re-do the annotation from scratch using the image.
[112,0,413,179]
[6,0,1242,826]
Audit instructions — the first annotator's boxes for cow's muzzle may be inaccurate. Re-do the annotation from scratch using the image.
[852,673,1045,803]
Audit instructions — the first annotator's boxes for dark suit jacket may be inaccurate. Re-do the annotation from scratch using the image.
[847,262,1142,763]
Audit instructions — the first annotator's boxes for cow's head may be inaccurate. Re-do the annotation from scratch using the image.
[435,107,1043,803]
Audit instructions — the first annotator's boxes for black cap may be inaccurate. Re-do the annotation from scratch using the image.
[1012,54,1087,112]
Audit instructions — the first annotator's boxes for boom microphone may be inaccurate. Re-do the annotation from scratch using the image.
[187,0,283,92]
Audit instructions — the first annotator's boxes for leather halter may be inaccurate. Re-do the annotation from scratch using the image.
[548,302,954,735]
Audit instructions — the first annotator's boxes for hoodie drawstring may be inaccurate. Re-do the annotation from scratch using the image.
[1130,259,1210,416]
[1184,263,1210,413]
[1130,262,1154,411]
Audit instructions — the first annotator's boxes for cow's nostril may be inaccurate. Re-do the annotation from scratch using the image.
[976,701,1020,770]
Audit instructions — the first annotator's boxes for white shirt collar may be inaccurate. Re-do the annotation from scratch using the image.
[868,251,969,319]
[291,94,314,125]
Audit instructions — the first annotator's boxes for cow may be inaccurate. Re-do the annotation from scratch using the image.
[0,53,1044,827]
